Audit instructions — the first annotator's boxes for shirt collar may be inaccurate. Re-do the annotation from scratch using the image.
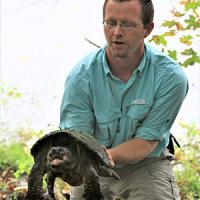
[136,43,148,77]
[102,44,149,77]
[102,47,111,75]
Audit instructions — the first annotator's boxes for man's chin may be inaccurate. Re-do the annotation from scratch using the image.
[110,48,127,57]
[112,51,127,58]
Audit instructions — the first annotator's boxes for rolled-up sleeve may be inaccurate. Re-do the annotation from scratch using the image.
[135,67,188,141]
[60,73,95,134]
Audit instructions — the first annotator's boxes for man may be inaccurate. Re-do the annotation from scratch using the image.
[60,0,188,199]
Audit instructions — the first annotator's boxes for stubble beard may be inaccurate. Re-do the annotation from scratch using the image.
[110,46,128,59]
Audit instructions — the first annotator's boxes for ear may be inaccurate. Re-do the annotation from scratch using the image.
[144,22,154,38]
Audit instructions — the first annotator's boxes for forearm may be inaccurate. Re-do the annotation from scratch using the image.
[108,138,159,165]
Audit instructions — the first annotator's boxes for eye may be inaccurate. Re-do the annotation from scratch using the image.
[107,20,116,26]
[121,21,136,29]
[103,20,117,28]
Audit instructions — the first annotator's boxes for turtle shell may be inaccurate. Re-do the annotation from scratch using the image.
[31,129,113,168]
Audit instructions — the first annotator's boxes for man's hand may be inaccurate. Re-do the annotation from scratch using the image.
[107,138,158,165]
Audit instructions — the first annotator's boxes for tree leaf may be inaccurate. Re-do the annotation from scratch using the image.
[164,30,176,36]
[181,48,195,56]
[171,9,185,17]
[149,35,167,46]
[162,20,177,28]
[181,48,200,67]
[176,22,185,30]
[168,50,177,60]
[182,57,199,67]
[184,15,200,29]
[185,2,200,11]
[180,35,193,45]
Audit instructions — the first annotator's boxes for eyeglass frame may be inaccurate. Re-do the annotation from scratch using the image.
[103,19,143,31]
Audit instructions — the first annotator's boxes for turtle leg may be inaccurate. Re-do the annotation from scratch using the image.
[82,166,104,200]
[98,166,120,180]
[46,171,56,200]
[24,145,50,200]
[25,161,46,200]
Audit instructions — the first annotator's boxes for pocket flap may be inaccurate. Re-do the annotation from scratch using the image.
[127,103,151,120]
[95,107,121,123]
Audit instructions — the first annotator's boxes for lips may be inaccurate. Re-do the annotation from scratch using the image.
[113,41,124,45]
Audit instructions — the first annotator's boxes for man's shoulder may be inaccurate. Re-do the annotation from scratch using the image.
[69,47,105,77]
[146,43,184,75]
[146,44,188,92]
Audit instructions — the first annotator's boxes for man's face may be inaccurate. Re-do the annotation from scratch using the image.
[104,0,152,59]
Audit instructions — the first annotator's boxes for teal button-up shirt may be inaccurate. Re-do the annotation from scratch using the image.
[60,44,188,158]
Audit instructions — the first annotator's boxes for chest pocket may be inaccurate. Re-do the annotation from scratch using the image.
[127,103,151,131]
[94,110,121,147]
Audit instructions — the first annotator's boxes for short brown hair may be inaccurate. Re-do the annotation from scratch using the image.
[103,0,154,27]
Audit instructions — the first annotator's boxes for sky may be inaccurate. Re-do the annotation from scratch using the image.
[1,0,200,138]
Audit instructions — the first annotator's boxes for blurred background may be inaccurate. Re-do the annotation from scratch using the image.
[1,0,199,136]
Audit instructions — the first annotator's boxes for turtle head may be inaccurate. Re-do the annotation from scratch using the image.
[47,146,76,171]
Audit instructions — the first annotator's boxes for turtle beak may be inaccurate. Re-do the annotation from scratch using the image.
[51,155,69,166]
[51,156,72,170]
[51,158,65,165]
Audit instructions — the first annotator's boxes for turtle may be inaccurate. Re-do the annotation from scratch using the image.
[24,129,120,200]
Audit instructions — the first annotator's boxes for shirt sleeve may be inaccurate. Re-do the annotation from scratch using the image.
[60,73,95,135]
[135,67,188,141]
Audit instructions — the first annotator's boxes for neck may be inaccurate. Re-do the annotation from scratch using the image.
[106,46,144,82]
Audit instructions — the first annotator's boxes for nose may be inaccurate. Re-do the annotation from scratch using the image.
[113,24,123,36]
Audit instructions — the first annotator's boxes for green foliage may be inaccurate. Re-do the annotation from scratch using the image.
[150,35,167,46]
[0,142,33,178]
[0,82,46,179]
[184,1,200,12]
[0,126,46,180]
[149,0,200,67]
[181,48,200,67]
[168,50,177,60]
[0,82,22,106]
[173,123,200,200]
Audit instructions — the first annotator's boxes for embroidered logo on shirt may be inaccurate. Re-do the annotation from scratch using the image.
[133,99,146,104]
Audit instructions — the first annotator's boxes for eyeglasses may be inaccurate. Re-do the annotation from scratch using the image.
[103,20,141,31]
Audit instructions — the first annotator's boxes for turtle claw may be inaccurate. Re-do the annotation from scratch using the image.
[112,171,120,180]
